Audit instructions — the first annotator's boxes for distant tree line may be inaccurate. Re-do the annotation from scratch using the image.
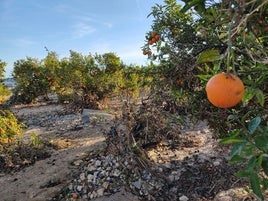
[0,60,11,104]
[10,51,153,108]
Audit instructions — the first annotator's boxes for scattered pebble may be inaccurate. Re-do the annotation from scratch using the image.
[179,195,189,201]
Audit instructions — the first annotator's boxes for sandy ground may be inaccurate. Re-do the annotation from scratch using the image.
[0,103,139,201]
[0,103,259,201]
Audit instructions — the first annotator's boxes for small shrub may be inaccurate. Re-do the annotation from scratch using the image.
[0,84,11,104]
[0,110,24,143]
[30,132,43,147]
[220,117,268,200]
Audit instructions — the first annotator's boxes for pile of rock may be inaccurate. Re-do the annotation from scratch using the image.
[61,149,169,201]
[68,153,125,200]
[57,119,256,201]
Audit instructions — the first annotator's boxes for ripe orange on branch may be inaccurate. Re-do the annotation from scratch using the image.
[142,49,152,56]
[148,40,154,45]
[205,72,245,108]
[143,49,148,55]
[148,32,160,45]
[151,32,157,38]
[154,34,160,41]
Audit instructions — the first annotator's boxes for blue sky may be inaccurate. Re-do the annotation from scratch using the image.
[1,0,184,77]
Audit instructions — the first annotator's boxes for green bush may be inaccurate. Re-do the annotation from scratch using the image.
[0,84,11,104]
[11,51,151,108]
[0,110,24,143]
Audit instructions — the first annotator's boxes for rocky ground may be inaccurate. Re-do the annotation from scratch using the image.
[0,101,261,201]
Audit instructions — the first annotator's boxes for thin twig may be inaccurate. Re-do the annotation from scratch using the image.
[231,0,268,38]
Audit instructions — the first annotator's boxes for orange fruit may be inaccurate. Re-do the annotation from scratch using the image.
[151,38,157,43]
[148,40,154,45]
[177,78,183,85]
[143,50,147,55]
[154,34,160,41]
[205,72,245,108]
[151,32,157,38]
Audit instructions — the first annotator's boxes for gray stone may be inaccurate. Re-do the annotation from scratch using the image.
[94,160,102,167]
[179,195,189,201]
[168,175,175,183]
[76,185,83,192]
[133,179,142,190]
[80,172,86,181]
[87,174,94,181]
[213,159,221,166]
[81,114,90,124]
[97,188,105,197]
[214,195,232,201]
[112,169,121,177]
[87,165,96,172]
[89,191,97,199]
[102,182,109,189]
[73,159,83,166]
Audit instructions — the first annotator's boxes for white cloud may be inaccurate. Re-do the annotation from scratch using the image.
[71,22,96,38]
[70,13,113,39]
[75,14,113,29]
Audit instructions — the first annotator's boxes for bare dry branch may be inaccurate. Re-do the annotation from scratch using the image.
[231,0,268,38]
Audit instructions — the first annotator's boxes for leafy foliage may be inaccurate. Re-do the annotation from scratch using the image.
[0,61,11,103]
[143,0,267,131]
[220,117,268,200]
[0,110,24,143]
[144,0,268,198]
[0,85,10,104]
[11,51,151,108]
[12,57,51,103]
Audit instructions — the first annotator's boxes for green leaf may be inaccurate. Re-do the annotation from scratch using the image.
[248,156,257,169]
[254,135,268,152]
[229,129,241,137]
[197,74,212,81]
[261,156,268,176]
[220,138,245,144]
[235,169,252,178]
[230,142,246,158]
[242,87,256,103]
[230,155,246,164]
[248,117,261,134]
[243,144,256,156]
[181,0,205,13]
[250,172,264,200]
[262,178,268,190]
[227,114,238,121]
[241,111,252,123]
[219,32,227,39]
[255,89,265,107]
[197,49,220,63]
